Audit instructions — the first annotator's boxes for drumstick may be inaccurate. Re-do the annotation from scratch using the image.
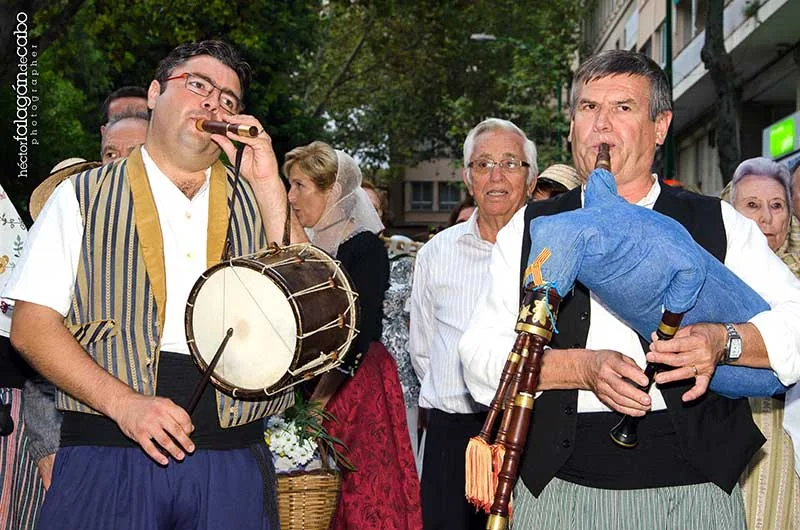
[186,327,234,415]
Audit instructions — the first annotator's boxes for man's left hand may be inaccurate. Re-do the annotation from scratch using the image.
[646,323,728,402]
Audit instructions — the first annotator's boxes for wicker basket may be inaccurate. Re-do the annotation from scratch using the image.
[277,469,341,530]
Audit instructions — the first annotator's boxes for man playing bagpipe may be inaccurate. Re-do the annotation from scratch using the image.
[459,50,800,529]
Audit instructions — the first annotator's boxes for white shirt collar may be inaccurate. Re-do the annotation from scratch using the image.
[581,174,662,209]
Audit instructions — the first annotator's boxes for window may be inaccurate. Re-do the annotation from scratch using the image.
[658,23,668,66]
[410,182,433,211]
[438,182,461,211]
[624,9,639,51]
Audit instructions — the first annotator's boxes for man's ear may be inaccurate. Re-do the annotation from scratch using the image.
[527,176,538,199]
[654,111,673,146]
[147,80,161,111]
[462,168,474,196]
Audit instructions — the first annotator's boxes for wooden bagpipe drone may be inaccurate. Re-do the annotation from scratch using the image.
[465,144,788,530]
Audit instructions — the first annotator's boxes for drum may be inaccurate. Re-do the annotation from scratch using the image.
[185,243,360,398]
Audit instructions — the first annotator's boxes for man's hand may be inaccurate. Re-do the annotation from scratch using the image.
[108,392,195,465]
[647,323,727,402]
[37,453,55,491]
[211,114,280,188]
[578,349,652,416]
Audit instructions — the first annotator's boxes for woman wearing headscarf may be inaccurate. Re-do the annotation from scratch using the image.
[283,141,423,529]
[723,157,800,530]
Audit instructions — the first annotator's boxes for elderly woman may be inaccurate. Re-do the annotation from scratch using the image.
[283,141,422,529]
[726,157,800,530]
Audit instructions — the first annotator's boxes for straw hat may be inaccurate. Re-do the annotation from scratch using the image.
[538,164,581,191]
[29,158,102,221]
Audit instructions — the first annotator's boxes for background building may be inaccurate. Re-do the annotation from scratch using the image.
[382,159,467,238]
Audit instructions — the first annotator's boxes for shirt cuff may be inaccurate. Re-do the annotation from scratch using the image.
[750,310,800,385]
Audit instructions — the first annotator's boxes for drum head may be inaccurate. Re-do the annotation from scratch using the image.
[188,262,297,393]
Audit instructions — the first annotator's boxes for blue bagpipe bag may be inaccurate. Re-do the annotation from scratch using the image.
[524,167,788,398]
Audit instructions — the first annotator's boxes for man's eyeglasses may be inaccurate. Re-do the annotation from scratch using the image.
[467,158,530,176]
[163,72,242,114]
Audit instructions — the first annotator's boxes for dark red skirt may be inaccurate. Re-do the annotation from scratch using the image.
[324,342,423,530]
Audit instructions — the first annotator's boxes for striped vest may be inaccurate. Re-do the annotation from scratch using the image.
[58,147,293,427]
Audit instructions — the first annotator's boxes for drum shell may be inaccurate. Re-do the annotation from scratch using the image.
[185,244,359,399]
[248,246,360,392]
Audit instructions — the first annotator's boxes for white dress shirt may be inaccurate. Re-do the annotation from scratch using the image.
[3,147,211,355]
[410,209,494,414]
[459,179,800,413]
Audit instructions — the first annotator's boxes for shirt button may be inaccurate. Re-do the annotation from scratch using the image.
[563,406,574,415]
[561,439,571,448]
[185,211,192,219]
[580,311,589,321]
[186,252,193,260]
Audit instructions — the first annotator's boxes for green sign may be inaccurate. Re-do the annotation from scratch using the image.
[769,117,795,159]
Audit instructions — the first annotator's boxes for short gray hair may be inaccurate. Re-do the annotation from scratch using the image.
[463,118,538,186]
[731,156,793,216]
[570,50,672,121]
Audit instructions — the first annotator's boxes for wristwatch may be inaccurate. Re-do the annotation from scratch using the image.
[722,323,742,364]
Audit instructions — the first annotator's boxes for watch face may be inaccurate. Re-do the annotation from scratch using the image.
[730,338,743,359]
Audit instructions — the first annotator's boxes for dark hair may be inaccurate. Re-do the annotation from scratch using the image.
[448,195,476,227]
[101,86,147,123]
[570,50,671,121]
[533,178,569,199]
[154,40,251,99]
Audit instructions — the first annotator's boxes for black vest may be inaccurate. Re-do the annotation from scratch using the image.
[517,184,765,496]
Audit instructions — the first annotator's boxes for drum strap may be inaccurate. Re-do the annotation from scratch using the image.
[221,145,246,261]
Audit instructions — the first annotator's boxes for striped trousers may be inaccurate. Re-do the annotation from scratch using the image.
[511,476,746,530]
[1,387,45,530]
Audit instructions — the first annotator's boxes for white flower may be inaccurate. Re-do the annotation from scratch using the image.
[265,413,321,472]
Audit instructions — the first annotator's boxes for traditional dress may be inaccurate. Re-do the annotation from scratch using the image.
[0,182,44,530]
[307,150,422,529]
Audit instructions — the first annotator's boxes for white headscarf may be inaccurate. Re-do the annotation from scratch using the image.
[305,150,384,257]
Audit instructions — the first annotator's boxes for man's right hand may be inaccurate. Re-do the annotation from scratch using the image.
[579,349,652,416]
[108,392,195,465]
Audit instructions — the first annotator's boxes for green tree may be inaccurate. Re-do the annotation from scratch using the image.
[296,0,584,176]
[2,0,324,218]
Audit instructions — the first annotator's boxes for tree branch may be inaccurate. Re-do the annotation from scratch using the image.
[310,17,373,119]
[700,0,740,185]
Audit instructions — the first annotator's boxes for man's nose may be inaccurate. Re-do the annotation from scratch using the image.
[593,106,612,132]
[488,164,505,181]
[201,90,220,112]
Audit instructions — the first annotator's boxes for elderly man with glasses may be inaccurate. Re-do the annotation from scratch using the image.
[4,40,307,530]
[409,118,537,530]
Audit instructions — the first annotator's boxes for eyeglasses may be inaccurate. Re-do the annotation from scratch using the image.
[163,72,242,114]
[467,158,530,176]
